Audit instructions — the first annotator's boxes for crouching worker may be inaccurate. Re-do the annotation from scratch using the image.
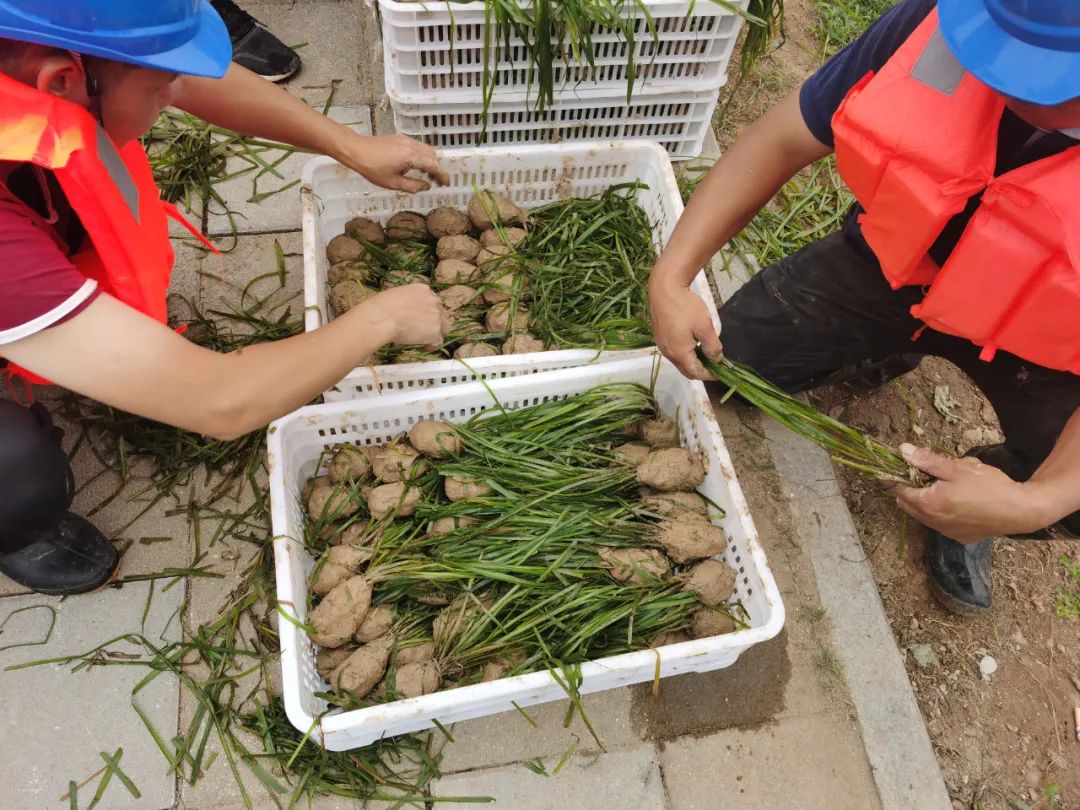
[0,1,450,595]
[649,0,1080,615]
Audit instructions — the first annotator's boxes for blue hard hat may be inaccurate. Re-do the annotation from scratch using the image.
[939,0,1080,105]
[0,0,232,79]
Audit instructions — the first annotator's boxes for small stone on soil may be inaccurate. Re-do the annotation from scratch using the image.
[910,643,937,670]
[979,655,998,680]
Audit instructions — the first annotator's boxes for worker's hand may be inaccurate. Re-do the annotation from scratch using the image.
[894,444,1055,542]
[360,284,450,347]
[334,133,449,193]
[648,277,722,379]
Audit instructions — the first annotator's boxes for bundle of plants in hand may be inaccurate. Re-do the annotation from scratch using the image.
[700,353,926,485]
[324,185,657,365]
[296,383,745,707]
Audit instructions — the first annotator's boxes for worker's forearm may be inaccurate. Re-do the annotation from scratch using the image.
[204,305,394,438]
[1026,408,1080,524]
[173,64,349,160]
[652,92,832,289]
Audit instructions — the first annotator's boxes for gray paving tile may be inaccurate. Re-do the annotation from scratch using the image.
[166,185,208,239]
[433,744,666,809]
[197,231,305,322]
[205,106,371,237]
[170,239,207,324]
[440,686,643,773]
[660,715,881,810]
[236,1,367,107]
[0,583,183,810]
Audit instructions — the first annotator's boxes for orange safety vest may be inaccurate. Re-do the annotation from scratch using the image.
[0,71,213,385]
[832,8,1080,374]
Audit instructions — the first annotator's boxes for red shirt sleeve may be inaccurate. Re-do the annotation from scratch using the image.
[0,187,99,346]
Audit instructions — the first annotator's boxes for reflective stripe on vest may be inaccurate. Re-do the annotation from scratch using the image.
[910,28,966,95]
[96,125,139,221]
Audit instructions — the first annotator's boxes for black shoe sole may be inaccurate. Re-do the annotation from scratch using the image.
[259,68,300,83]
[26,559,121,597]
[927,573,991,617]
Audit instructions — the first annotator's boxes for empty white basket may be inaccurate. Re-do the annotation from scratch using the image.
[269,354,785,751]
[302,141,720,401]
[389,89,720,159]
[380,0,747,103]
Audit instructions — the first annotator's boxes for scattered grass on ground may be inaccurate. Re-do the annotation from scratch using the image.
[1054,554,1080,618]
[695,0,899,271]
[813,645,845,689]
[812,0,898,57]
[727,159,850,269]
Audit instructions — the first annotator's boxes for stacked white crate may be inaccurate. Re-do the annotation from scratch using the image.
[379,0,749,159]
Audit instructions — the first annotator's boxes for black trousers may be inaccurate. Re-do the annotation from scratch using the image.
[0,399,74,554]
[719,232,1080,533]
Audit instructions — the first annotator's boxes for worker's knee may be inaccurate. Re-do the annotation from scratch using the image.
[0,400,73,552]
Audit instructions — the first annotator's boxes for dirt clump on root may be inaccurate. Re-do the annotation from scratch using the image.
[641,418,678,448]
[426,206,470,238]
[366,482,422,519]
[354,605,394,643]
[454,342,499,359]
[480,226,527,248]
[438,284,478,311]
[326,234,367,264]
[658,520,728,564]
[650,630,691,648]
[385,211,428,240]
[690,608,737,639]
[468,192,525,230]
[329,278,376,315]
[502,333,544,354]
[310,545,372,596]
[437,235,481,263]
[485,302,529,334]
[642,491,709,520]
[307,476,363,522]
[316,646,356,678]
[345,216,386,245]
[391,661,441,698]
[409,420,462,458]
[328,444,370,483]
[395,640,435,666]
[637,448,705,492]
[372,443,427,483]
[429,515,479,536]
[599,547,671,584]
[444,475,493,502]
[308,575,373,648]
[332,634,395,697]
[683,559,736,606]
[613,443,652,467]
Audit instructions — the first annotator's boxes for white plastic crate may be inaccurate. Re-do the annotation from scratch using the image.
[380,0,747,103]
[303,141,720,401]
[389,89,720,159]
[269,354,785,750]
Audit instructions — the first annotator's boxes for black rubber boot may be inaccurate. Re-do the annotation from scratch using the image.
[0,514,119,595]
[211,0,302,81]
[0,400,120,595]
[925,533,993,616]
